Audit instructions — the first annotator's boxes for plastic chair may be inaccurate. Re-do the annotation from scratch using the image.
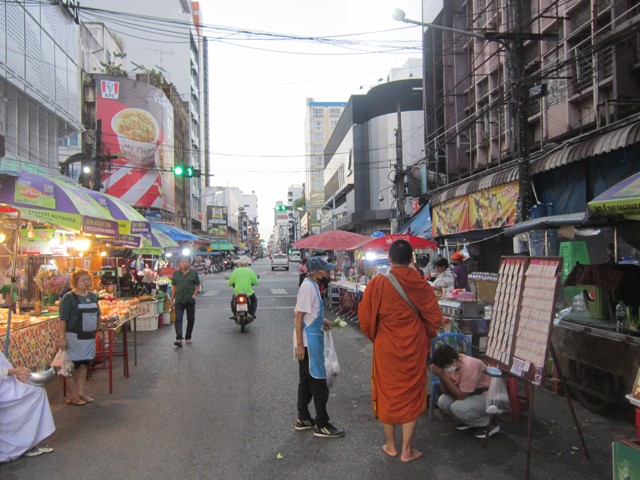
[428,333,472,421]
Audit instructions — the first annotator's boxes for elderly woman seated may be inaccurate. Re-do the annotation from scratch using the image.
[0,351,56,462]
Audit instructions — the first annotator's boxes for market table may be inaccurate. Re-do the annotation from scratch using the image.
[61,314,138,396]
[330,281,365,318]
[0,315,59,368]
[88,315,138,394]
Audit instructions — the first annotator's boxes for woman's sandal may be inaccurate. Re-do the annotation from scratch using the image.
[78,394,94,403]
[66,397,87,406]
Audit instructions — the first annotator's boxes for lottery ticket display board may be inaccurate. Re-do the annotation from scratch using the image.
[485,256,562,384]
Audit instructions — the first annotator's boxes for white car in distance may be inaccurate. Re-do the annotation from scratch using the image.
[271,253,290,271]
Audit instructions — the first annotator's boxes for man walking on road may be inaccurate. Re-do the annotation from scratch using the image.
[293,257,345,439]
[358,240,442,462]
[171,257,201,347]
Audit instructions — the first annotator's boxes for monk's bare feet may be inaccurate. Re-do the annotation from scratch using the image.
[382,444,398,457]
[400,448,423,463]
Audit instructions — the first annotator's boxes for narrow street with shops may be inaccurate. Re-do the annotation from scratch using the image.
[0,259,635,480]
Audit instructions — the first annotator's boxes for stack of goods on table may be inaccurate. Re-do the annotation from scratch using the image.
[98,298,141,329]
[0,308,57,331]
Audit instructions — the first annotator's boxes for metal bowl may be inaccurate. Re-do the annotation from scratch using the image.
[27,365,56,386]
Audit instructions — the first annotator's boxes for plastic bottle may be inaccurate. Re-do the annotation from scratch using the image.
[616,301,627,334]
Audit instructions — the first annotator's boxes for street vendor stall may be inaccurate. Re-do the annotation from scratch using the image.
[503,181,640,412]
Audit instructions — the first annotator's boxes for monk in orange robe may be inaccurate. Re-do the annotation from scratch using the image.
[358,240,442,462]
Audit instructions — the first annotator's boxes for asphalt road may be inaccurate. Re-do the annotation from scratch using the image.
[0,258,635,479]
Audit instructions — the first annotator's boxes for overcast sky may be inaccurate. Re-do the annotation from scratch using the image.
[200,0,442,240]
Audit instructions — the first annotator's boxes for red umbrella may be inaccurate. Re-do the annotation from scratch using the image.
[293,230,371,250]
[362,234,437,250]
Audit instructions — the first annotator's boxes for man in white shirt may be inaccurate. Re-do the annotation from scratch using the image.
[293,257,345,438]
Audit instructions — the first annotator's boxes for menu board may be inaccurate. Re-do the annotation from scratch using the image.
[485,256,562,385]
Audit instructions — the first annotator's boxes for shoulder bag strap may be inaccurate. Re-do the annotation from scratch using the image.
[385,272,424,321]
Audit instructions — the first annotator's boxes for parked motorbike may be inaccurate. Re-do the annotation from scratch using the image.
[232,293,253,333]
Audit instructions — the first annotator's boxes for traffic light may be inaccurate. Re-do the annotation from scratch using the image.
[173,165,201,177]
[275,205,288,212]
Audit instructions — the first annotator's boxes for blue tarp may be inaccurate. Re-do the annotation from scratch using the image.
[149,222,199,242]
[399,205,432,238]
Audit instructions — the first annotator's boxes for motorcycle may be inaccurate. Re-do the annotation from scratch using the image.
[232,293,253,333]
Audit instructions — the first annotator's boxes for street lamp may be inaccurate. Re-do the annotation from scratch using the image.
[392,8,556,221]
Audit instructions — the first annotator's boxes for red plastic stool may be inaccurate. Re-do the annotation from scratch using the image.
[507,376,532,425]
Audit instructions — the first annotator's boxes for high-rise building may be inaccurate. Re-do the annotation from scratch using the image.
[0,2,82,174]
[78,0,208,230]
[305,99,346,234]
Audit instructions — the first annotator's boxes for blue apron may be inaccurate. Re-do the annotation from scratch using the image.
[304,279,326,379]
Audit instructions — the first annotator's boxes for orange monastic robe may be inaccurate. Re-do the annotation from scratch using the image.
[358,266,442,424]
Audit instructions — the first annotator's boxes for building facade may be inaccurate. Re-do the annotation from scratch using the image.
[305,99,346,234]
[79,0,208,231]
[420,0,640,271]
[0,1,82,175]
[323,77,425,235]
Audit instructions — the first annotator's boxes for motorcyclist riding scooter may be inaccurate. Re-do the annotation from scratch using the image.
[227,256,259,327]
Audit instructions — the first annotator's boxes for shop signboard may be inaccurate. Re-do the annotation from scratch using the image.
[95,75,175,213]
[433,196,469,236]
[433,182,519,236]
[469,181,518,230]
[206,205,228,238]
[144,211,163,222]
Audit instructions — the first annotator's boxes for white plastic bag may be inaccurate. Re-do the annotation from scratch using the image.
[51,349,74,377]
[324,330,340,388]
[486,375,510,414]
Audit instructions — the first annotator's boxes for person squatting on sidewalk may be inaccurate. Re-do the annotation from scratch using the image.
[430,345,499,439]
[293,256,345,438]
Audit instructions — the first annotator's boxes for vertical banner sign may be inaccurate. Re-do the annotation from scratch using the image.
[432,196,469,236]
[95,75,175,213]
[206,205,229,238]
[469,181,519,230]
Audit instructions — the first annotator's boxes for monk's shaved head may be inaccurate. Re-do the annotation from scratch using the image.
[389,240,412,266]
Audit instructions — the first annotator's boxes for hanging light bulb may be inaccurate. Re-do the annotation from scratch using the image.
[73,233,91,252]
[27,222,35,239]
[0,230,6,243]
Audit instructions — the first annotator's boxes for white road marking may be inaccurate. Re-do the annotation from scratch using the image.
[271,289,288,295]
[201,291,219,297]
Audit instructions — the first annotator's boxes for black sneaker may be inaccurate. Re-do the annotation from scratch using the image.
[475,424,500,439]
[294,418,316,431]
[455,423,474,431]
[313,423,345,438]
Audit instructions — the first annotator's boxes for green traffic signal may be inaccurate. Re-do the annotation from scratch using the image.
[173,165,201,177]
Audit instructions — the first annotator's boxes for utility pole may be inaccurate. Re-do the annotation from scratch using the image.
[507,0,531,222]
[92,120,103,191]
[395,102,406,227]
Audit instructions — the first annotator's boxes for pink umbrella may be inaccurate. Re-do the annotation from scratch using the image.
[293,230,371,250]
[362,234,437,250]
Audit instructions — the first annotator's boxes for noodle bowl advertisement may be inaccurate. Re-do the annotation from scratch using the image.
[95,75,175,212]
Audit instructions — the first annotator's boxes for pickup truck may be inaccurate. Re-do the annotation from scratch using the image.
[271,253,289,271]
